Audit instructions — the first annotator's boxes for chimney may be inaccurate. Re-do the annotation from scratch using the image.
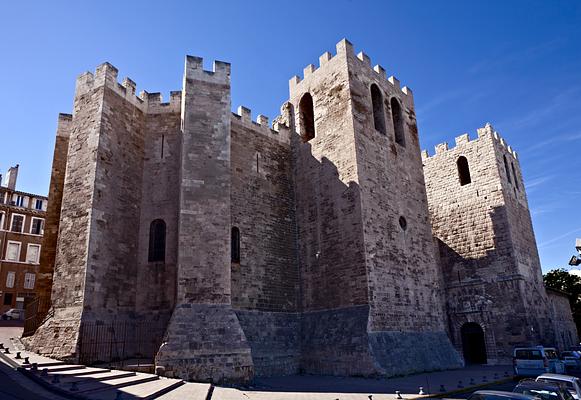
[5,164,19,190]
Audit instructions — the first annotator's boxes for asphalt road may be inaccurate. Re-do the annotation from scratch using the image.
[446,379,518,398]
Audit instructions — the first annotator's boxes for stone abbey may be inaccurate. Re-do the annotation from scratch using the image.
[26,39,577,383]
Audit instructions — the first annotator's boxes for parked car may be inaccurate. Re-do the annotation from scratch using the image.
[513,347,566,376]
[560,352,581,371]
[537,374,581,399]
[1,308,23,320]
[468,390,540,400]
[513,380,575,400]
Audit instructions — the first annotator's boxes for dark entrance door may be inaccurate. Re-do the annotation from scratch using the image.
[461,322,487,364]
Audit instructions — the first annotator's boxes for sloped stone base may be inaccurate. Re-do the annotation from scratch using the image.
[155,304,254,384]
[369,330,464,376]
[23,306,82,362]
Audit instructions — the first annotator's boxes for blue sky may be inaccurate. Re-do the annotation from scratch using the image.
[0,1,579,271]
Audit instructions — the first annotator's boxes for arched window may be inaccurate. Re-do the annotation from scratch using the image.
[148,219,166,262]
[511,162,519,190]
[457,156,471,186]
[299,93,315,142]
[231,226,240,263]
[390,97,405,146]
[370,84,386,134]
[503,155,512,184]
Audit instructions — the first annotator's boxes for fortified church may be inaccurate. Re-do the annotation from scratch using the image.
[26,39,577,383]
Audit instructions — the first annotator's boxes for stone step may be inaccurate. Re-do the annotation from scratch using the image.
[91,377,184,400]
[42,364,87,373]
[156,382,212,400]
[48,367,111,376]
[50,370,136,384]
[72,373,160,394]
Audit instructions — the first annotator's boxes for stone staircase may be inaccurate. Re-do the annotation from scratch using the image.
[0,339,211,399]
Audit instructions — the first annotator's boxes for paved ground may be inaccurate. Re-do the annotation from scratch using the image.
[0,323,557,400]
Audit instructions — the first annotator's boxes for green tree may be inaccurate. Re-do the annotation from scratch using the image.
[544,268,581,335]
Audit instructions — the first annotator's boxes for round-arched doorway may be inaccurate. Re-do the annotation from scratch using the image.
[460,322,487,364]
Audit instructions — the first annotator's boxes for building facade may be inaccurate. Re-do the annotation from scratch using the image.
[26,39,577,383]
[0,165,47,315]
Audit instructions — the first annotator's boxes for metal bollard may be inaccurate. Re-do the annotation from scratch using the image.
[23,357,30,365]
[3,347,9,354]
[494,373,499,380]
[440,384,446,392]
[419,386,426,395]
[15,352,21,359]
[482,375,488,383]
[51,374,60,384]
[458,380,464,389]
[504,371,510,377]
[31,363,38,372]
[0,343,4,349]
[470,377,476,385]
[70,382,78,391]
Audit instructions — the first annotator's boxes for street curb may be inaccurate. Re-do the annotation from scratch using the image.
[410,377,514,399]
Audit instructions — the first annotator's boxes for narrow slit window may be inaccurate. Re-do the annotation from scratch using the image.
[457,156,471,186]
[503,155,512,184]
[231,227,240,263]
[299,93,315,142]
[511,162,519,190]
[391,97,405,146]
[370,84,386,134]
[148,219,166,262]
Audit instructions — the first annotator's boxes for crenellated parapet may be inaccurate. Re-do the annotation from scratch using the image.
[288,38,413,108]
[421,123,518,161]
[74,62,182,114]
[231,105,290,145]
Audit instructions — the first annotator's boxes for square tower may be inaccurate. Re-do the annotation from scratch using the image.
[288,39,462,376]
[423,124,557,363]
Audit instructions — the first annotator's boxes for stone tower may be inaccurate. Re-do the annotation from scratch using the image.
[423,124,553,363]
[289,39,461,376]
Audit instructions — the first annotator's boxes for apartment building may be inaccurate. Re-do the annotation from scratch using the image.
[0,165,47,315]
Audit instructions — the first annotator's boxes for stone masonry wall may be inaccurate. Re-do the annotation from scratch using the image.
[135,93,181,319]
[547,289,579,351]
[230,111,300,376]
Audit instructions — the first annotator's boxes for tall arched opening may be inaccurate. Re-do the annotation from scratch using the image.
[460,322,487,364]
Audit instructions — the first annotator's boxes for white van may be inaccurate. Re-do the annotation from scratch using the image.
[513,346,566,376]
[0,308,23,320]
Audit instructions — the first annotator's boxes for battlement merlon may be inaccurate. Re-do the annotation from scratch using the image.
[288,38,413,106]
[422,123,518,161]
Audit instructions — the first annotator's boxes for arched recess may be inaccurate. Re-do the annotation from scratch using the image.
[390,97,405,146]
[148,219,166,262]
[370,84,386,134]
[460,322,487,364]
[299,93,315,142]
[457,156,471,186]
